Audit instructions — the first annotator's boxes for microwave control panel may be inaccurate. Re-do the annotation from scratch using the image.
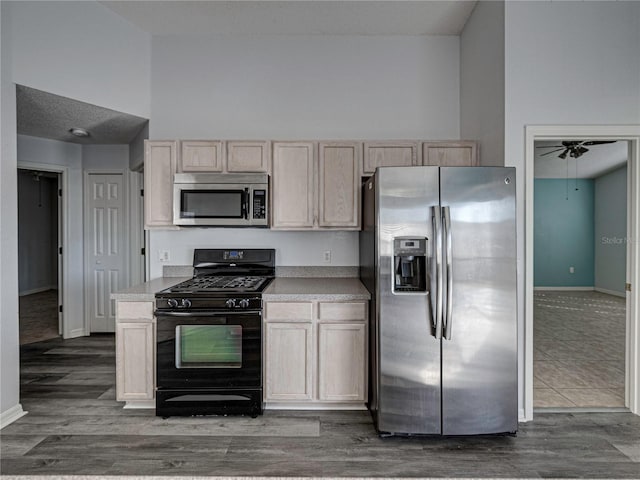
[252,190,267,219]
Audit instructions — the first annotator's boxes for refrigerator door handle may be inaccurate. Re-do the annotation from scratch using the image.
[442,206,453,340]
[432,206,443,340]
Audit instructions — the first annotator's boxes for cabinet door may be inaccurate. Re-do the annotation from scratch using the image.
[226,141,270,173]
[318,323,366,401]
[265,322,313,400]
[318,142,361,229]
[116,321,154,401]
[180,141,223,172]
[271,142,316,229]
[423,141,478,167]
[363,141,418,174]
[144,140,177,228]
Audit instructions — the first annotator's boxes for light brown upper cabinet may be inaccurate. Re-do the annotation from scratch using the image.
[363,141,419,174]
[226,141,270,173]
[179,140,269,173]
[271,141,361,230]
[179,140,223,172]
[144,140,178,229]
[318,142,361,229]
[271,142,316,229]
[423,141,478,167]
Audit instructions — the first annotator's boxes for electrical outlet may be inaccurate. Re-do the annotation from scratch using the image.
[159,250,170,262]
[569,266,575,274]
[323,250,331,263]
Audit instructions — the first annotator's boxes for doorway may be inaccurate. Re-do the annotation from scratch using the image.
[524,125,640,420]
[532,140,628,408]
[17,168,62,344]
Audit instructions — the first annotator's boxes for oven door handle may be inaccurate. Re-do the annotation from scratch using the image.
[154,310,261,318]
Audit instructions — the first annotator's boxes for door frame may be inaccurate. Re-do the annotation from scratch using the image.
[524,125,640,420]
[83,169,130,334]
[17,162,69,337]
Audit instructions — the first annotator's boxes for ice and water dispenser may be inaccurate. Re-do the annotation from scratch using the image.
[392,237,427,294]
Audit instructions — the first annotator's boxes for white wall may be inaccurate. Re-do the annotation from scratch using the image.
[83,144,130,170]
[7,1,151,118]
[151,35,460,139]
[149,34,460,276]
[505,0,640,415]
[149,230,358,279]
[1,1,22,424]
[1,1,150,424]
[595,166,628,295]
[460,0,505,166]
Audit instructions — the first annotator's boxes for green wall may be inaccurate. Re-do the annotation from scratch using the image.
[534,179,595,287]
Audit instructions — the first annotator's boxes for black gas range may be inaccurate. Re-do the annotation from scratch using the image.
[155,248,274,418]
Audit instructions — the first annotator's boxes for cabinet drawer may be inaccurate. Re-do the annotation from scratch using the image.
[265,302,313,321]
[318,302,366,322]
[116,301,154,321]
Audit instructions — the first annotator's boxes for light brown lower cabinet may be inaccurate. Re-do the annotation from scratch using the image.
[264,300,368,408]
[318,323,366,401]
[265,322,313,400]
[115,301,155,403]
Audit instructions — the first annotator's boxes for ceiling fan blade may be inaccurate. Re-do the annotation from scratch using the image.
[540,148,566,156]
[582,140,617,146]
[562,141,580,147]
[577,146,589,155]
[536,145,565,148]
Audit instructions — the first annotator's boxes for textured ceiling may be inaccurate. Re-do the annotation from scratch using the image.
[17,85,148,145]
[100,0,477,35]
[534,140,628,179]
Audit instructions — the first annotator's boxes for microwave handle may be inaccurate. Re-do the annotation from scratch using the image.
[242,188,249,219]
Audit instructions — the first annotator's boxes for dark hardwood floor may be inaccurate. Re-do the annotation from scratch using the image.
[1,335,640,478]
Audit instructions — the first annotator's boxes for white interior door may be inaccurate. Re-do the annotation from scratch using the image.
[87,173,126,333]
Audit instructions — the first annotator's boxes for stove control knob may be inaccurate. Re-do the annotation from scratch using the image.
[239,299,250,309]
[225,299,237,309]
[181,299,192,309]
[167,298,179,308]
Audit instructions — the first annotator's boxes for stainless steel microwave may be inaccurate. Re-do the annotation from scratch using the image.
[173,173,269,227]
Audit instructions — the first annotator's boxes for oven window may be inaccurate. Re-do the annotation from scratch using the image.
[181,190,243,218]
[176,325,242,368]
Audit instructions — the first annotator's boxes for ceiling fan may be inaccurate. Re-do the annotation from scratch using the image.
[536,140,617,159]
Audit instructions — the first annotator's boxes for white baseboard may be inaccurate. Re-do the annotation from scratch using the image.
[594,287,626,298]
[518,408,528,423]
[534,286,594,291]
[123,400,155,409]
[65,328,86,339]
[19,286,57,297]
[0,404,27,429]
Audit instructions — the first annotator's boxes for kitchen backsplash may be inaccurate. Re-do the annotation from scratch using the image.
[163,265,359,278]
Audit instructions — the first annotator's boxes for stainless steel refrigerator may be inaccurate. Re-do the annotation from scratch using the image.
[360,166,517,436]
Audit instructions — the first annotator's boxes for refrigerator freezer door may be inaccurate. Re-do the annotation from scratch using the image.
[440,167,518,435]
[376,166,441,435]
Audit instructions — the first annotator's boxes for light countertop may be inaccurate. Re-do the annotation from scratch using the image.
[111,276,370,302]
[262,277,370,301]
[110,277,191,302]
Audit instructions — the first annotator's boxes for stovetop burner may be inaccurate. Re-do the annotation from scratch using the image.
[168,275,270,293]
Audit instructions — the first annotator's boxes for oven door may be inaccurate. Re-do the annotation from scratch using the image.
[155,310,261,390]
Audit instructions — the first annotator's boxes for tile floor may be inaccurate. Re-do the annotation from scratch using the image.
[534,291,626,408]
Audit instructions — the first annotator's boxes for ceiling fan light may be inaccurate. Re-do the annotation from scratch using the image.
[559,151,568,159]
